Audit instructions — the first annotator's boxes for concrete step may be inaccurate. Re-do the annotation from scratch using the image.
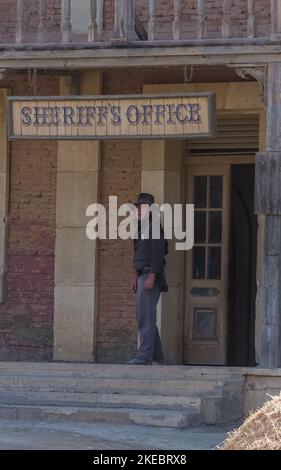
[0,376,223,396]
[0,404,200,429]
[0,362,245,380]
[0,362,245,427]
[0,390,203,411]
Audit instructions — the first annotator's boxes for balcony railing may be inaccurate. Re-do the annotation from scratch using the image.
[1,0,279,47]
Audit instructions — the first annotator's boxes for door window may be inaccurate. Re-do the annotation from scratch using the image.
[192,175,223,280]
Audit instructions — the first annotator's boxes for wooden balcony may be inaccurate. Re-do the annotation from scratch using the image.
[0,1,281,70]
[3,0,276,45]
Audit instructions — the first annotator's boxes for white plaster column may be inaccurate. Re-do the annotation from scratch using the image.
[54,71,102,362]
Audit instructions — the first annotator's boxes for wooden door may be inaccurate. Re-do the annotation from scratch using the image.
[185,165,230,365]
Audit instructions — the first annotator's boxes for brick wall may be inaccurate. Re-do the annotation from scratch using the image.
[0,0,16,43]
[97,140,141,363]
[102,0,271,41]
[0,0,61,44]
[0,74,58,360]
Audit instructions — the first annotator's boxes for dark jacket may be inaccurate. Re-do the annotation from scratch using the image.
[133,220,166,274]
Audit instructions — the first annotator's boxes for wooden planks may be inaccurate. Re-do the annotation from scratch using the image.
[255,152,281,215]
[271,0,281,35]
[0,88,10,303]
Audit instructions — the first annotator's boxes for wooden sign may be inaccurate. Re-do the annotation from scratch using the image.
[8,93,216,141]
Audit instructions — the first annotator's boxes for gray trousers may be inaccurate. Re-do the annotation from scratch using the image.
[135,273,164,363]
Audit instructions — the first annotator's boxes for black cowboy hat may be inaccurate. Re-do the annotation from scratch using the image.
[134,193,155,206]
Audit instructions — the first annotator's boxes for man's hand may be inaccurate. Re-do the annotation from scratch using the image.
[144,272,155,291]
[132,272,138,292]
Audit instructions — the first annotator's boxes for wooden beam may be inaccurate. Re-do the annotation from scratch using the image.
[255,152,281,214]
[0,89,10,303]
[0,42,280,70]
[271,0,281,36]
[256,62,281,368]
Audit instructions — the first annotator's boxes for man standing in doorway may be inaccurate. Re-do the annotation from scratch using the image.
[127,193,168,365]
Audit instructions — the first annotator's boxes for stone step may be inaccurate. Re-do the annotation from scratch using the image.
[0,362,245,380]
[0,363,245,427]
[0,376,223,396]
[0,404,200,429]
[0,390,203,411]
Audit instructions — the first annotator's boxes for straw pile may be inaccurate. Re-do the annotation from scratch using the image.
[221,394,281,450]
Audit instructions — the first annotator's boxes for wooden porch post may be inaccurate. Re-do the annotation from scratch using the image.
[0,90,10,303]
[271,0,281,38]
[255,63,281,367]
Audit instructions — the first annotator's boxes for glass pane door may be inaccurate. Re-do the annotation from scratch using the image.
[193,175,223,280]
[185,165,230,365]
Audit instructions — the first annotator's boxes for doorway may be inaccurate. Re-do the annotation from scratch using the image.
[228,164,257,366]
[184,161,257,366]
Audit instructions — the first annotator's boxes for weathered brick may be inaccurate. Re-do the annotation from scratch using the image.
[0,73,58,361]
[0,0,61,43]
[96,139,141,363]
